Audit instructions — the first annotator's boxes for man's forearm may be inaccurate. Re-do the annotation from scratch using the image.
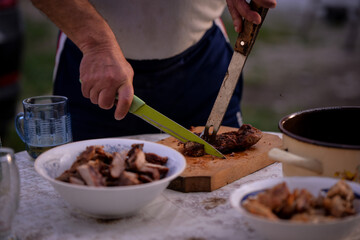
[31,0,119,54]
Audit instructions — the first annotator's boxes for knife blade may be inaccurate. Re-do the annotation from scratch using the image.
[203,1,268,141]
[129,95,225,158]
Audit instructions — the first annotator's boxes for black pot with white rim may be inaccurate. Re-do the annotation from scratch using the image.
[268,106,360,181]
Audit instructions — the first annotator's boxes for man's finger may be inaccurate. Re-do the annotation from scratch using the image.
[98,89,116,109]
[114,85,134,120]
[81,80,91,98]
[253,0,276,9]
[227,0,243,32]
[89,88,100,105]
[235,0,261,24]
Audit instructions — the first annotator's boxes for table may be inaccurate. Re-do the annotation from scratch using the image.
[12,134,360,240]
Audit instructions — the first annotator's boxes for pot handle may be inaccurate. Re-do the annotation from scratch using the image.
[268,148,323,174]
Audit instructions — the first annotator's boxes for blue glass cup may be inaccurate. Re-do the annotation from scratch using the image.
[15,96,72,159]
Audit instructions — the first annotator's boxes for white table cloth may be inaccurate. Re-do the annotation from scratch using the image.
[12,134,360,240]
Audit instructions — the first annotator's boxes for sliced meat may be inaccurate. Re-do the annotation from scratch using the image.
[56,169,74,183]
[138,166,160,181]
[56,167,83,183]
[145,162,169,176]
[145,152,168,165]
[69,176,85,185]
[126,148,146,171]
[57,144,169,187]
[92,146,114,165]
[118,171,140,186]
[257,182,290,212]
[243,180,357,223]
[293,188,315,212]
[87,159,110,179]
[326,180,354,201]
[127,144,146,171]
[77,163,105,187]
[243,198,279,220]
[72,145,101,168]
[138,174,155,183]
[324,195,356,218]
[110,151,126,178]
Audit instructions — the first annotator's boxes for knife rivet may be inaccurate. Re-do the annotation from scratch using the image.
[240,41,245,46]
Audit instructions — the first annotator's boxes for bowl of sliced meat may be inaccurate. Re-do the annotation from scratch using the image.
[34,138,186,219]
[230,177,360,240]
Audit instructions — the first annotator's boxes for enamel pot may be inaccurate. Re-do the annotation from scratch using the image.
[268,106,360,181]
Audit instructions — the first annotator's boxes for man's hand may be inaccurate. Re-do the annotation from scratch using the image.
[31,0,135,120]
[80,45,134,120]
[226,0,276,32]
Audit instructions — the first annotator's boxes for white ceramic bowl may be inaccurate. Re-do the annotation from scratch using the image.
[34,138,186,219]
[230,177,360,240]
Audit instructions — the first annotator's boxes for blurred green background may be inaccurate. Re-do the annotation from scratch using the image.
[2,1,360,153]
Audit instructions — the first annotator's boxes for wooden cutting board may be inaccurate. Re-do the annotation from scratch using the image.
[157,126,282,192]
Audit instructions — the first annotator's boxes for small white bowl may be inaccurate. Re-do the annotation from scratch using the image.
[230,177,360,240]
[35,138,186,219]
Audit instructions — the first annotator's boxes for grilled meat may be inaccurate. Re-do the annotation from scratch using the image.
[56,144,169,187]
[242,180,357,223]
[183,124,262,157]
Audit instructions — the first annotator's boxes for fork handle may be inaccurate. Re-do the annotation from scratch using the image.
[235,1,268,56]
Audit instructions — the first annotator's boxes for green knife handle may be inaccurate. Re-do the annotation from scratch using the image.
[129,95,145,113]
[234,1,268,56]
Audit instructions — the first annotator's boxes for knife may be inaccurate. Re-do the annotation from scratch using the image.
[79,80,224,158]
[203,1,268,141]
[129,95,225,158]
